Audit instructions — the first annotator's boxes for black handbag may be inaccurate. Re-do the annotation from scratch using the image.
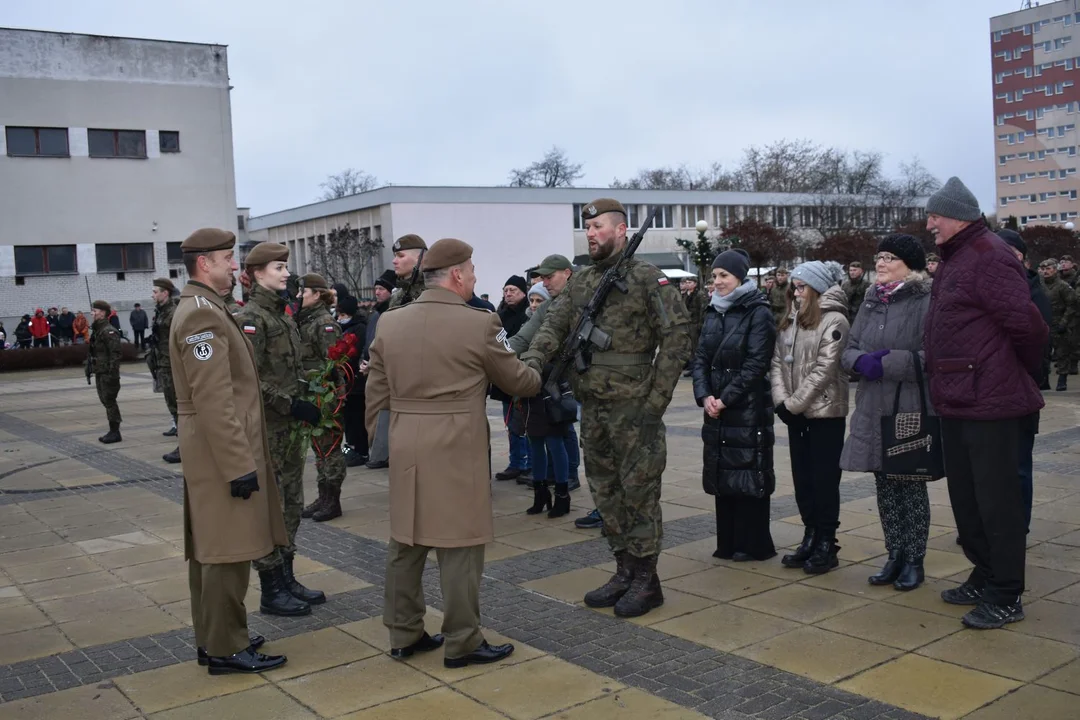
[880,352,945,482]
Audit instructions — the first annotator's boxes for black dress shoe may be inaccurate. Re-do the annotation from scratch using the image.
[198,635,265,666]
[207,647,287,675]
[162,426,177,437]
[390,632,445,659]
[365,459,389,470]
[162,447,181,464]
[443,640,514,668]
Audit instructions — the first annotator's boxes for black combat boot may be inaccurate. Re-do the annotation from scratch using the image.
[302,485,326,519]
[99,422,122,444]
[781,527,816,568]
[162,417,177,437]
[868,550,903,586]
[1057,374,1068,391]
[258,567,311,616]
[312,488,342,522]
[613,554,664,618]
[162,447,181,464]
[803,537,840,575]
[282,555,325,605]
[526,482,551,515]
[584,551,634,607]
[548,489,571,519]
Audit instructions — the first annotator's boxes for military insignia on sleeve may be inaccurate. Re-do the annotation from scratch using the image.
[243,325,256,334]
[495,328,511,352]
[657,277,670,286]
[193,342,213,361]
[186,331,214,344]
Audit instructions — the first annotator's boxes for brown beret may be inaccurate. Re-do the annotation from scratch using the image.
[1041,258,1058,268]
[849,261,862,269]
[91,300,111,313]
[244,242,289,268]
[926,254,941,263]
[421,238,473,271]
[152,277,176,292]
[301,273,328,290]
[580,199,627,220]
[180,228,236,252]
[391,234,427,253]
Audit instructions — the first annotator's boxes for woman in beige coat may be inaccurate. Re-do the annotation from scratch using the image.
[770,261,850,575]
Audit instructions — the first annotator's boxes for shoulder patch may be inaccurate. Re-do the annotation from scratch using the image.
[657,277,670,286]
[186,331,214,344]
[496,329,508,343]
[192,342,213,361]
[324,325,336,332]
[243,325,257,334]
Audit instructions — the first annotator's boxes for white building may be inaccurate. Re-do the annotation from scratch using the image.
[247,186,927,301]
[0,28,240,324]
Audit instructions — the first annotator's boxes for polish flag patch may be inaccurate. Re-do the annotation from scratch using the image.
[657,277,670,286]
[324,325,336,332]
[243,325,257,334]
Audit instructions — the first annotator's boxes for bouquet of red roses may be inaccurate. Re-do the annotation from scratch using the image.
[292,333,359,457]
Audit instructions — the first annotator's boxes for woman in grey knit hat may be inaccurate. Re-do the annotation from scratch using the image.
[770,261,850,574]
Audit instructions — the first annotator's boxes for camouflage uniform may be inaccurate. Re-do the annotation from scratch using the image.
[684,289,708,355]
[1043,273,1076,376]
[769,281,790,326]
[841,275,869,320]
[152,297,179,419]
[90,318,122,425]
[296,302,346,493]
[522,251,691,558]
[236,283,307,572]
[388,274,425,310]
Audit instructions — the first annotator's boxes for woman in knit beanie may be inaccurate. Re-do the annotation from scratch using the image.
[769,260,850,574]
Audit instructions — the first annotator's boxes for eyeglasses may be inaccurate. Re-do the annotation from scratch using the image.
[792,283,809,293]
[874,253,900,264]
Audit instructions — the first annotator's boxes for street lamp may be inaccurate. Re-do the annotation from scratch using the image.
[695,220,708,234]
[1066,222,1075,231]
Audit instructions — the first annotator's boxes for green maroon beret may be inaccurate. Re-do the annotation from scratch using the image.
[180,228,236,252]
[244,242,289,268]
[580,199,626,220]
[421,238,473,271]
[391,234,427,253]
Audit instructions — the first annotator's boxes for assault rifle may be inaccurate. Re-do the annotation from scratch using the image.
[84,348,94,385]
[543,206,660,400]
[401,248,425,306]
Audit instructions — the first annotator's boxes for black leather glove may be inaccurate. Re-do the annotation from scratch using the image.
[230,473,260,500]
[775,403,794,425]
[290,398,320,425]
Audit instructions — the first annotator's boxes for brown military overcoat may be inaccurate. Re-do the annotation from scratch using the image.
[170,281,288,563]
[365,287,541,548]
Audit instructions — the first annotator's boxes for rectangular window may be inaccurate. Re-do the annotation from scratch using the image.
[625,203,640,228]
[572,203,584,230]
[95,242,155,271]
[5,126,69,157]
[236,214,245,231]
[158,131,180,153]
[88,129,147,158]
[647,204,674,229]
[1001,197,1009,206]
[683,204,706,227]
[772,206,791,227]
[801,206,821,226]
[714,205,734,226]
[13,245,77,275]
[166,241,183,263]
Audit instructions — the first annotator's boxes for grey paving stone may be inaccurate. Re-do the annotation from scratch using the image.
[733,693,786,715]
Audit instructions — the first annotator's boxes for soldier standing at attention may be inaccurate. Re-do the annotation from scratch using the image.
[1040,258,1077,391]
[296,273,347,522]
[90,300,123,444]
[236,242,325,617]
[769,266,791,325]
[680,276,708,375]
[521,199,692,618]
[151,278,182,462]
[388,234,427,309]
[170,228,288,674]
[841,261,869,320]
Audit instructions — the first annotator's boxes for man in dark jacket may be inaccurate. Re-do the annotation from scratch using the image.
[360,270,396,469]
[335,296,368,468]
[924,178,1048,629]
[57,307,74,345]
[492,275,532,481]
[997,230,1052,534]
[129,303,149,350]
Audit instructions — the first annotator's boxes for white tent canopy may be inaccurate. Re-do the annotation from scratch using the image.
[661,268,697,279]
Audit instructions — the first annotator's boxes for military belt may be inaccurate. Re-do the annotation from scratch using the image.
[390,397,476,414]
[589,352,653,367]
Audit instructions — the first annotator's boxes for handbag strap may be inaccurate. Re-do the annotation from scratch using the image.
[892,350,928,415]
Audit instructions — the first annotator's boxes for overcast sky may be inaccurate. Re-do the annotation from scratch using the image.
[5,0,1024,215]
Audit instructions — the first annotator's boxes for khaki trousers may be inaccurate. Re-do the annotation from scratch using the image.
[188,558,251,657]
[384,539,485,658]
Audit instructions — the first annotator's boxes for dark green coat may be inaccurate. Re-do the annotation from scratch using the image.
[90,318,121,377]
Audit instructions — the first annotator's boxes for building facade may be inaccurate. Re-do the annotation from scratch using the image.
[0,28,240,322]
[992,1,1080,227]
[248,186,925,301]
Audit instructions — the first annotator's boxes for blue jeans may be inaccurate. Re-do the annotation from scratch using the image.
[529,435,569,486]
[564,423,580,480]
[501,400,530,470]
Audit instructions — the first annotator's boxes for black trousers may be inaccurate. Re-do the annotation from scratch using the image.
[715,495,775,560]
[133,330,145,349]
[343,392,367,455]
[787,417,846,537]
[942,417,1026,604]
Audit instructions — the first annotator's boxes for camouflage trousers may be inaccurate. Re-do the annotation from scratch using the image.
[314,431,346,493]
[580,398,666,558]
[95,373,122,425]
[252,419,306,572]
[158,365,178,418]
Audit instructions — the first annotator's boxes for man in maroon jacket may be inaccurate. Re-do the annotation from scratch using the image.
[924,177,1049,630]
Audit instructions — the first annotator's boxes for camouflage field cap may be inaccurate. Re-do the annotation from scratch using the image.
[534,254,573,275]
[849,261,862,269]
[1041,258,1059,268]
[421,238,473,271]
[1061,254,1075,263]
[180,228,236,252]
[301,273,329,290]
[392,234,427,253]
[91,300,111,313]
[926,253,941,263]
[244,242,289,268]
[775,266,791,274]
[580,199,626,220]
[152,277,176,292]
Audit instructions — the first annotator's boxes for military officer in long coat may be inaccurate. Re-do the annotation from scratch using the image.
[170,228,289,675]
[366,238,541,668]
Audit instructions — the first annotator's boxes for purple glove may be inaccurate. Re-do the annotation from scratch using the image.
[853,349,890,381]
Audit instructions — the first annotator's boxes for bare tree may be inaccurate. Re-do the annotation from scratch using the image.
[319,169,379,201]
[611,162,737,190]
[508,146,584,187]
[308,223,384,296]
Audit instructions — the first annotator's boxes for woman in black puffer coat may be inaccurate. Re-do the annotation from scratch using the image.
[692,250,778,562]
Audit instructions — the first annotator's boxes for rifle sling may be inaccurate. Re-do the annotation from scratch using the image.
[589,352,653,367]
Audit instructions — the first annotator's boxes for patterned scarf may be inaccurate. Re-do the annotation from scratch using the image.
[873,281,905,304]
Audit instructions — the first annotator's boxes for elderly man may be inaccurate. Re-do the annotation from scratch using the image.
[924,177,1048,629]
[388,234,427,308]
[170,228,288,674]
[366,238,541,668]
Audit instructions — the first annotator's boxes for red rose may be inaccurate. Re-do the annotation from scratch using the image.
[328,346,343,361]
[344,333,358,346]
[347,347,359,359]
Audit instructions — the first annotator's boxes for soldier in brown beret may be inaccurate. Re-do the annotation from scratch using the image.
[150,276,182,461]
[389,234,428,309]
[170,228,288,674]
[368,237,541,667]
[89,300,123,444]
